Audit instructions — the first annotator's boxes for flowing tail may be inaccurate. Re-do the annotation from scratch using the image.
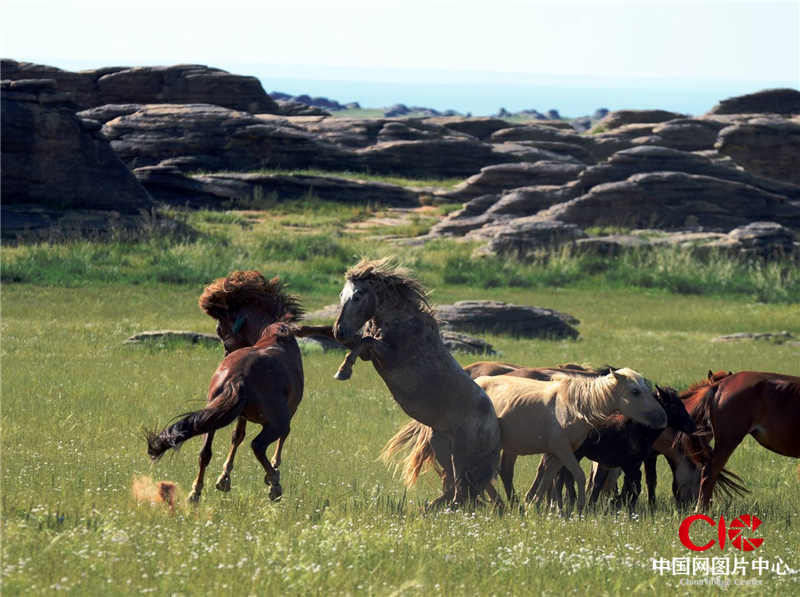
[380,420,439,487]
[145,381,245,461]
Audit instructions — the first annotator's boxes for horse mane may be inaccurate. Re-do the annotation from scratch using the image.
[553,371,621,425]
[345,257,433,315]
[198,270,304,322]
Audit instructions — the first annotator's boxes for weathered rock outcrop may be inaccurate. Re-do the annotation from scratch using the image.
[436,300,580,339]
[92,103,347,171]
[715,118,800,184]
[595,109,685,130]
[474,218,586,256]
[134,166,420,206]
[1,79,152,219]
[631,118,726,151]
[708,88,800,115]
[703,221,797,257]
[1,60,279,113]
[439,162,586,201]
[539,172,800,231]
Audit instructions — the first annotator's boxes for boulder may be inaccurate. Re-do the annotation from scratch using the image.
[97,103,348,171]
[354,138,504,178]
[595,109,685,130]
[539,172,800,231]
[703,221,797,257]
[124,330,221,347]
[707,88,800,115]
[1,79,152,216]
[439,161,585,201]
[475,217,586,256]
[712,331,795,343]
[1,59,280,113]
[571,146,800,200]
[715,118,800,184]
[134,167,420,206]
[423,116,514,139]
[440,331,496,355]
[275,99,330,116]
[632,118,726,151]
[435,300,579,339]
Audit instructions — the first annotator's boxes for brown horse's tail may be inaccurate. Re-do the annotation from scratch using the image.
[145,381,246,461]
[380,420,440,487]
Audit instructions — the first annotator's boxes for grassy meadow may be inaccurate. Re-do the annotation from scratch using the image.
[2,198,799,595]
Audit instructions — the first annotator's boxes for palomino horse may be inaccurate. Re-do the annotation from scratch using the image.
[681,370,800,510]
[385,369,667,515]
[553,385,696,510]
[301,258,502,508]
[146,271,304,502]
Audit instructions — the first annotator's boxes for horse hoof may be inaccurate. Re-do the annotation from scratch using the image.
[187,491,201,504]
[269,483,283,501]
[264,470,280,487]
[215,476,231,492]
[334,369,351,381]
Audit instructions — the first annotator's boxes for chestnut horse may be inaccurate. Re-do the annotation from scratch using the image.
[681,370,800,510]
[146,271,304,502]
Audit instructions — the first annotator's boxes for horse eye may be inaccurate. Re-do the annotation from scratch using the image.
[632,388,641,396]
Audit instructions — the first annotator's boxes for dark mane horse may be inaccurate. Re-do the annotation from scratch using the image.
[552,385,696,510]
[681,370,800,510]
[146,271,305,502]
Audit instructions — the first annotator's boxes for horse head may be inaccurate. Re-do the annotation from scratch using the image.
[199,271,303,354]
[333,278,377,344]
[610,369,667,429]
[655,385,696,434]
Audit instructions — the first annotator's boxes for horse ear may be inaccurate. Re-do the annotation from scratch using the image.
[611,369,624,382]
[707,370,713,380]
[655,384,663,393]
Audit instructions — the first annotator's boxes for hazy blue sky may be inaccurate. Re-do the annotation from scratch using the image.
[2,0,798,115]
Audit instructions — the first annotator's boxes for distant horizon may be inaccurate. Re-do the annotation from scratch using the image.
[6,57,797,117]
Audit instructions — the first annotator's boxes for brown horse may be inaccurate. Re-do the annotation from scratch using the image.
[301,258,502,508]
[681,370,800,510]
[146,271,304,502]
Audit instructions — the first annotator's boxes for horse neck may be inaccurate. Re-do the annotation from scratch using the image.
[561,374,617,424]
[680,386,711,427]
[241,307,280,345]
[373,299,431,332]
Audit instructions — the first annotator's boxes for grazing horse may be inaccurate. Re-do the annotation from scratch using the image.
[385,369,667,515]
[301,258,502,508]
[146,271,304,502]
[681,370,800,510]
[554,385,696,510]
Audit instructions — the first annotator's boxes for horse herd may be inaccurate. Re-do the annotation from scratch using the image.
[146,259,800,513]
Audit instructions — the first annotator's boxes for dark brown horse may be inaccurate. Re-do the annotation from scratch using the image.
[553,385,696,510]
[146,271,304,502]
[681,370,800,510]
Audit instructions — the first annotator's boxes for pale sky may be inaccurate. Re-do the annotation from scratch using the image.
[1,0,798,114]
[2,0,797,82]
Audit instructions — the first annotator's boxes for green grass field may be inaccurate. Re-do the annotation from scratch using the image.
[2,202,799,595]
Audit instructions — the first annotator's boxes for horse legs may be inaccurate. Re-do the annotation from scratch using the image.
[424,431,455,512]
[558,467,577,511]
[215,417,246,492]
[536,440,587,516]
[618,465,642,510]
[697,434,742,511]
[588,463,610,505]
[644,454,658,507]
[525,456,549,504]
[499,451,518,503]
[251,404,290,501]
[187,430,215,503]
[271,433,288,469]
